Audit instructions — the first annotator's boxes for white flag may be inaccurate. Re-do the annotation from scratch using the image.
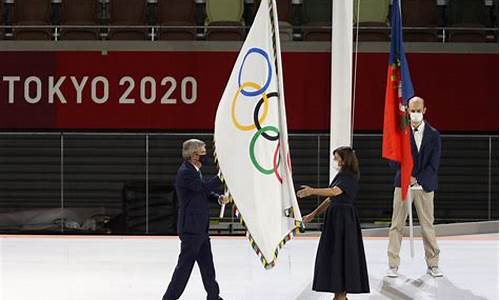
[214,0,302,269]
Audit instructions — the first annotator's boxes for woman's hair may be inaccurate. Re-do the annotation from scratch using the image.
[333,146,360,179]
[182,139,205,160]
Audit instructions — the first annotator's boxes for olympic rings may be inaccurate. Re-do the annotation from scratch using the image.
[231,47,290,183]
[231,82,269,131]
[238,47,272,97]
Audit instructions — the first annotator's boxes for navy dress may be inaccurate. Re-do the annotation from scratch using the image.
[312,171,370,294]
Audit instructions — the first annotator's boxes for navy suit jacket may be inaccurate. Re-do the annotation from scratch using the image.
[390,122,441,192]
[175,161,221,235]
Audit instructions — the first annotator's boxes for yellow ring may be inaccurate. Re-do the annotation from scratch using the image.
[231,81,269,131]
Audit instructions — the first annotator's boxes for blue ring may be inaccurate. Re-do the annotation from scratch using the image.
[238,47,272,97]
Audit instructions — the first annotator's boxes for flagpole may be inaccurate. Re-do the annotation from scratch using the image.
[409,185,423,258]
[270,0,286,141]
[384,0,417,260]
[407,187,414,258]
[270,0,297,207]
[219,170,226,219]
[219,203,225,219]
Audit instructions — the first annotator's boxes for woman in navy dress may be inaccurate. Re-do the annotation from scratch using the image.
[297,146,369,300]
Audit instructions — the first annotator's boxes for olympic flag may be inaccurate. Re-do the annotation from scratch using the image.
[214,0,303,269]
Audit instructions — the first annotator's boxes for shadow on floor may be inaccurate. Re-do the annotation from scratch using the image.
[294,274,489,300]
[373,273,489,300]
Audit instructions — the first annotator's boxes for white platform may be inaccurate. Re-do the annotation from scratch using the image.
[0,234,498,300]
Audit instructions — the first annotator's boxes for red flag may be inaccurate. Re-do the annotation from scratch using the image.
[383,66,414,200]
[382,0,414,200]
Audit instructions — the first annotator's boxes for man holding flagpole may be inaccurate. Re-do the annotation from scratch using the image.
[162,139,228,300]
[386,96,443,278]
[382,0,442,278]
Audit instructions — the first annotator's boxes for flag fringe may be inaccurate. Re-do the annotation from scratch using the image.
[213,141,304,269]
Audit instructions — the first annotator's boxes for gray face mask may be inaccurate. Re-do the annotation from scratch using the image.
[410,112,423,123]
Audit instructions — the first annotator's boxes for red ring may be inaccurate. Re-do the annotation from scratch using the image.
[273,142,283,184]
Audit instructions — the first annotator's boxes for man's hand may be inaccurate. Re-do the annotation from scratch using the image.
[410,176,418,185]
[218,195,230,205]
[297,185,315,198]
[302,213,315,224]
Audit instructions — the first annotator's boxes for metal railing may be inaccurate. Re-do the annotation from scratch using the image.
[0,24,498,42]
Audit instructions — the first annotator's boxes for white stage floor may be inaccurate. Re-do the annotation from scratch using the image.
[0,234,498,300]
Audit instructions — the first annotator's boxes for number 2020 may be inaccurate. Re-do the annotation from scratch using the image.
[118,76,197,104]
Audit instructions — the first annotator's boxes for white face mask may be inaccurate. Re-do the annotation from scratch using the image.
[410,112,423,123]
[332,160,341,171]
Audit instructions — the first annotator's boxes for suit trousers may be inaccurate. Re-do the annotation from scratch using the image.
[163,234,220,300]
[387,187,440,268]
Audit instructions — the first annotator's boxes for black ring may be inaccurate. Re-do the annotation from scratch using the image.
[253,91,280,141]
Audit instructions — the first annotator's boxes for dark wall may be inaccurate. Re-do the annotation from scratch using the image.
[0,133,497,234]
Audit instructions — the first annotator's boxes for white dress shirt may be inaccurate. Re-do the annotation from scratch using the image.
[412,121,425,152]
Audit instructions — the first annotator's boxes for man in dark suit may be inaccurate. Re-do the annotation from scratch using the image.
[163,139,228,300]
[386,96,443,278]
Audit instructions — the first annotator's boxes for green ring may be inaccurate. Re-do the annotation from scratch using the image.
[249,126,280,175]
